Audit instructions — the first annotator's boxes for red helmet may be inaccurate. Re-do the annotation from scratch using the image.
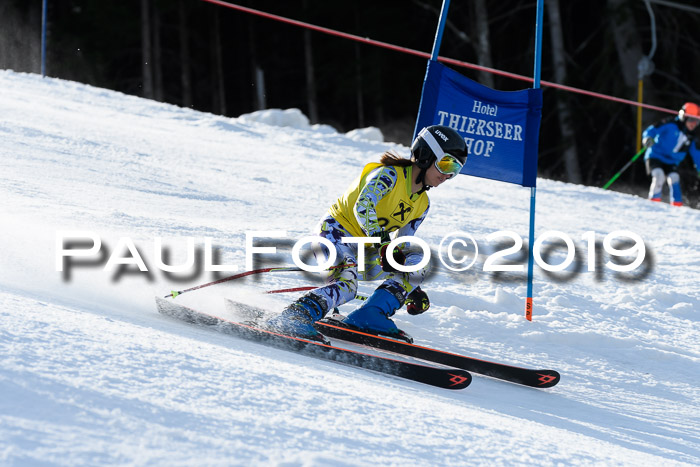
[679,102,700,121]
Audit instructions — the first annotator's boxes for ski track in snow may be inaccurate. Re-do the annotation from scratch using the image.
[1,70,698,466]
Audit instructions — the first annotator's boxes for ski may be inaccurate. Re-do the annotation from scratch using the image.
[155,298,471,390]
[314,318,560,388]
[224,299,559,388]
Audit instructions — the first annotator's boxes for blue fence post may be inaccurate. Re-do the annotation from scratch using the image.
[430,0,451,61]
[41,0,48,77]
[525,0,544,321]
[413,0,451,140]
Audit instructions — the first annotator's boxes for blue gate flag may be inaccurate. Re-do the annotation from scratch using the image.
[414,61,543,187]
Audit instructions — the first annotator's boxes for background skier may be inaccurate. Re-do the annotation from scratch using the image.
[642,102,700,206]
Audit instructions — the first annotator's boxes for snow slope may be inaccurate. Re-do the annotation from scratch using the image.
[1,70,698,466]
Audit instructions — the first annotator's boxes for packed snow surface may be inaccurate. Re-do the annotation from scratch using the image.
[1,70,698,466]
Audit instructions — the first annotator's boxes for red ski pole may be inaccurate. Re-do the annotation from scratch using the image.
[164,263,356,299]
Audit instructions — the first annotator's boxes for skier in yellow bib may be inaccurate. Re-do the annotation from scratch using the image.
[267,125,468,340]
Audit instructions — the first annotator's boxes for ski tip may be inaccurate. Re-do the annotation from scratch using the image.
[154,296,174,315]
[533,370,560,388]
[447,370,472,389]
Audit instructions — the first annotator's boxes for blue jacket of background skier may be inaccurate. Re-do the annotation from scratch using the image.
[642,117,700,169]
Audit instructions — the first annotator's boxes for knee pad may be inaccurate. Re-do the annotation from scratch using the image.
[651,167,665,182]
[667,172,680,184]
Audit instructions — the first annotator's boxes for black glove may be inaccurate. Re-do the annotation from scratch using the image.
[375,231,404,273]
[643,137,655,148]
[405,287,430,315]
[379,243,406,272]
[379,242,406,273]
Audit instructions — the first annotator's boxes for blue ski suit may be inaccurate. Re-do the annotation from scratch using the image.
[642,117,700,204]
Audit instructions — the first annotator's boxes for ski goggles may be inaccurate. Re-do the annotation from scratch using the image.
[434,154,464,179]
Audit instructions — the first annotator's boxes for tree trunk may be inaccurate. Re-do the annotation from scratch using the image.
[140,0,154,99]
[29,2,42,73]
[248,19,265,110]
[545,0,581,184]
[210,9,226,115]
[0,3,40,73]
[302,0,318,124]
[471,0,495,89]
[607,0,644,89]
[178,0,192,108]
[303,29,319,123]
[153,3,164,102]
[355,42,365,128]
[254,66,266,110]
[353,5,364,128]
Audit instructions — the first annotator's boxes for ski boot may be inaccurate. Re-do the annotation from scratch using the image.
[265,292,330,343]
[342,282,412,341]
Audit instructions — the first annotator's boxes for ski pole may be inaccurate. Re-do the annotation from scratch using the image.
[602,147,646,190]
[265,286,369,301]
[164,263,357,299]
[265,286,316,294]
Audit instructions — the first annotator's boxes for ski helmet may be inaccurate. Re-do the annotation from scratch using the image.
[410,125,468,169]
[678,102,700,121]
